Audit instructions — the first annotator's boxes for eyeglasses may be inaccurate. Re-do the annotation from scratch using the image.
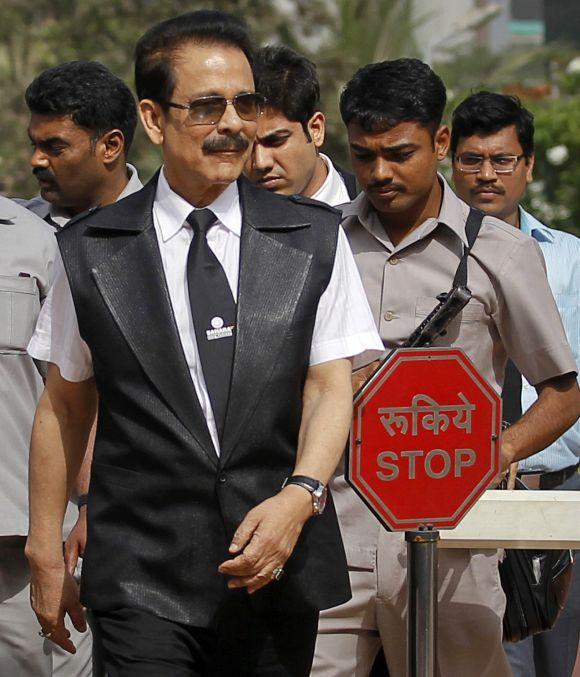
[454,153,526,174]
[162,92,266,125]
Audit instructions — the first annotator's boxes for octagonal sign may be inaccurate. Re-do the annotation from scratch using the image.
[347,347,501,531]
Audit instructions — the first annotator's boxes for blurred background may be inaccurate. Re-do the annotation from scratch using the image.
[1,0,579,234]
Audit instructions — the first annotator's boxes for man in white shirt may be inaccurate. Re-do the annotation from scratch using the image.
[26,11,382,676]
[245,45,357,207]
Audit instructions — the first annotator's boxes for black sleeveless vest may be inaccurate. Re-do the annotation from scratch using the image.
[57,175,351,626]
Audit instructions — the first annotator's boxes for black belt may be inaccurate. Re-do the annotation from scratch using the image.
[519,461,579,490]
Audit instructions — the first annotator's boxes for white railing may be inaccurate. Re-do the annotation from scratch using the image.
[438,490,580,549]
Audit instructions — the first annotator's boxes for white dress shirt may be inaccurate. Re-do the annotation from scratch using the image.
[29,169,383,453]
[311,153,351,207]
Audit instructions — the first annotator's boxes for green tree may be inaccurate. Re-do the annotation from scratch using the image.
[315,0,422,167]
[0,0,332,195]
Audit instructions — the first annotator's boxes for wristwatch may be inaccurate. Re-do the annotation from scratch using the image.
[282,475,328,515]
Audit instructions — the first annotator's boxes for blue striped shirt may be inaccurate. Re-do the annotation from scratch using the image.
[518,208,580,472]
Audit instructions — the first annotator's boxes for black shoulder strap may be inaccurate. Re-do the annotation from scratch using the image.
[452,207,485,288]
[334,164,359,200]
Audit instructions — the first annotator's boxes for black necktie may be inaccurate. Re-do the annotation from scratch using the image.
[186,209,236,441]
[502,358,523,425]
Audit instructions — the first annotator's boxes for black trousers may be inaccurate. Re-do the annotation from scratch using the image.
[91,595,319,677]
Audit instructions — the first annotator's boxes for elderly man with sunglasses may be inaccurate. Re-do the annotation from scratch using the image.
[25,10,382,677]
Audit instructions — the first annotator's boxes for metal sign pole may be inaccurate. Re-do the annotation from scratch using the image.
[406,528,439,677]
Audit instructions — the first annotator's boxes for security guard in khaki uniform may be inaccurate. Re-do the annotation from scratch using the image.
[0,196,92,676]
[312,58,580,677]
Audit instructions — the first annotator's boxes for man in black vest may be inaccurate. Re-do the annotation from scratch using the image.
[25,10,382,676]
[245,45,358,204]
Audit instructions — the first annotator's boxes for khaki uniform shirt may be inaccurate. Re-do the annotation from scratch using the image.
[334,177,577,567]
[0,197,56,536]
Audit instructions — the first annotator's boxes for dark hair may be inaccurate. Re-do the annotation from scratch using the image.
[451,91,534,157]
[340,58,446,135]
[25,61,137,153]
[135,10,254,104]
[253,45,320,137]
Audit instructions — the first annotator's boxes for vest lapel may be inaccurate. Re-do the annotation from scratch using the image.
[219,179,313,465]
[89,182,217,466]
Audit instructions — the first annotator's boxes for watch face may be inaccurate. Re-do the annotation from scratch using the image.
[313,485,328,514]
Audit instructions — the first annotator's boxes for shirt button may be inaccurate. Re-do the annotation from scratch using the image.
[218,474,227,483]
[389,257,399,265]
[384,311,395,321]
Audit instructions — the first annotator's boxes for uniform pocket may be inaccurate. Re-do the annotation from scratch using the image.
[0,275,40,352]
[415,296,487,323]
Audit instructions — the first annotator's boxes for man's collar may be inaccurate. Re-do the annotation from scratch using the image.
[340,190,370,221]
[82,171,316,235]
[48,163,143,227]
[47,203,72,228]
[431,176,469,246]
[154,167,241,243]
[341,175,469,247]
[120,163,144,200]
[519,206,554,242]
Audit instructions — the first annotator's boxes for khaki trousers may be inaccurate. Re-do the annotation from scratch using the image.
[0,539,93,677]
[313,530,512,677]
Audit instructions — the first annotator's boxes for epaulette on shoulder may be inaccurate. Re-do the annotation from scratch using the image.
[288,193,341,216]
[59,205,102,231]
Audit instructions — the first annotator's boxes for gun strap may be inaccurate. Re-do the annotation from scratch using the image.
[452,208,485,289]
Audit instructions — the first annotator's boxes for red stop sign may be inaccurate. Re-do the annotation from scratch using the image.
[347,347,501,531]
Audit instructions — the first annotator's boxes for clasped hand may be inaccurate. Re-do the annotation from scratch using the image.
[218,485,313,594]
[30,561,86,654]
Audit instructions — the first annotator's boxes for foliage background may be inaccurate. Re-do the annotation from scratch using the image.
[1,0,578,235]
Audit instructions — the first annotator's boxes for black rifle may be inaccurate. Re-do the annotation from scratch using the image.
[353,208,485,395]
[403,208,485,348]
[403,285,472,348]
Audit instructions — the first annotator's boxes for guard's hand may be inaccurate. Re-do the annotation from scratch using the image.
[488,436,519,488]
[64,507,87,576]
[499,437,518,474]
[29,561,86,653]
[218,485,313,594]
[506,462,518,489]
[352,360,380,394]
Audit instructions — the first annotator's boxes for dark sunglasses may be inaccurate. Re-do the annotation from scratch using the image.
[162,92,266,125]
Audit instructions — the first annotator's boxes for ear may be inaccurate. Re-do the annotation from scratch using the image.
[307,111,325,149]
[525,153,535,183]
[434,124,450,160]
[98,129,125,165]
[139,99,165,146]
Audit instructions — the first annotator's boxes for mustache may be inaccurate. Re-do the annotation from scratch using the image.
[202,134,250,153]
[32,167,57,184]
[473,184,504,195]
[368,181,404,192]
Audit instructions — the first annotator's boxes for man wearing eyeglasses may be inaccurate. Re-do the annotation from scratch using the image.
[312,59,579,677]
[24,10,383,676]
[452,91,580,677]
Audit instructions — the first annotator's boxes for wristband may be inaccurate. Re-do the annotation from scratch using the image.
[77,494,89,509]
